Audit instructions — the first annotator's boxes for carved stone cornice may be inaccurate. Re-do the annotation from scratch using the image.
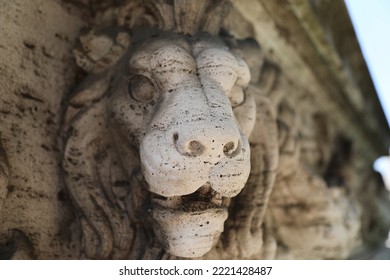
[230,0,389,161]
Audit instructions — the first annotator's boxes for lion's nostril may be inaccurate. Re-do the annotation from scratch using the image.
[223,141,236,155]
[174,131,242,158]
[174,132,206,157]
[223,140,242,157]
[187,140,205,156]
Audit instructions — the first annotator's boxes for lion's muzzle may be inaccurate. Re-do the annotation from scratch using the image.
[110,39,254,258]
[139,67,251,257]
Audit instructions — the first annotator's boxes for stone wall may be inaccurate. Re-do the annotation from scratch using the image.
[0,0,84,258]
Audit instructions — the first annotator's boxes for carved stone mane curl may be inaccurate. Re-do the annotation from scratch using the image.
[117,0,231,35]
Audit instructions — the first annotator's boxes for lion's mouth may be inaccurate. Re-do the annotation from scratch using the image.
[151,182,231,212]
[149,182,230,258]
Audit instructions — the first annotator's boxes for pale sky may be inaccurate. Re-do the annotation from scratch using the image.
[345,0,390,125]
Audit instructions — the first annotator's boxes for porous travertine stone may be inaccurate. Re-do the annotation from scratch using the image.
[64,29,269,258]
[1,0,388,260]
[60,0,280,259]
[0,0,84,259]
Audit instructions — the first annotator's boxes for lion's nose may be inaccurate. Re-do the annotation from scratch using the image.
[173,125,242,159]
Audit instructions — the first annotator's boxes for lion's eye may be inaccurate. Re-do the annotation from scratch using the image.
[128,75,156,102]
[229,85,245,107]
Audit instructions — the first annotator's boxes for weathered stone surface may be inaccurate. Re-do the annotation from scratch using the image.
[228,0,390,259]
[0,0,389,260]
[0,0,84,259]
[64,28,265,258]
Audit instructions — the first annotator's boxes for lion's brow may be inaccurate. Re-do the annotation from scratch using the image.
[129,45,195,74]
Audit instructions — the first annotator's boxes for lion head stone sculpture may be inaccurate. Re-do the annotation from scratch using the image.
[62,0,278,259]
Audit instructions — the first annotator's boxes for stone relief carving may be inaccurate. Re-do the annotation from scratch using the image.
[0,0,375,260]
[263,94,361,259]
[62,0,278,259]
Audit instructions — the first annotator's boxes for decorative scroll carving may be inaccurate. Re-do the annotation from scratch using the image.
[63,0,278,259]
